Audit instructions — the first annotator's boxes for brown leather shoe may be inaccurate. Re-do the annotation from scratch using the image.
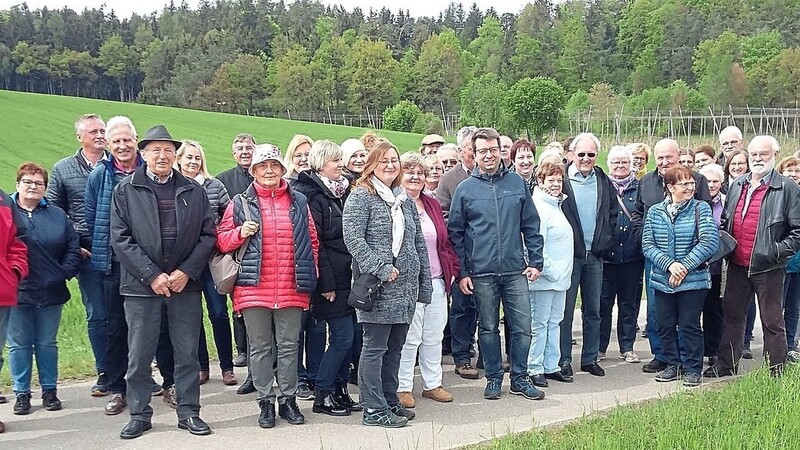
[163,385,178,409]
[398,391,415,408]
[198,370,210,385]
[105,393,127,415]
[422,386,453,403]
[222,370,238,386]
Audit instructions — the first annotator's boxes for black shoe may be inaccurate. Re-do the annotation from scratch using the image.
[571,339,577,346]
[237,379,256,395]
[703,364,735,378]
[13,393,31,415]
[313,389,349,416]
[683,372,702,387]
[642,358,668,373]
[334,383,362,412]
[742,347,753,360]
[296,382,314,400]
[233,353,247,367]
[560,364,574,377]
[178,416,212,436]
[120,419,152,439]
[91,373,111,397]
[655,366,681,382]
[258,399,276,428]
[278,397,305,425]
[707,355,719,366]
[544,371,574,383]
[530,374,548,388]
[42,390,62,411]
[581,363,605,377]
[389,403,416,420]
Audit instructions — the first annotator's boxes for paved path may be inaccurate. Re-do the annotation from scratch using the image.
[0,308,765,449]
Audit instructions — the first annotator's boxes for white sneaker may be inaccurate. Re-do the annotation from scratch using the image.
[598,352,606,361]
[788,350,800,364]
[620,351,640,363]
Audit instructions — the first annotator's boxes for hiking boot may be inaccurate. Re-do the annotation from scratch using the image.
[258,399,276,428]
[655,366,681,382]
[683,372,701,387]
[389,404,415,420]
[42,390,62,411]
[278,397,305,425]
[362,408,408,428]
[510,377,545,400]
[398,391,415,408]
[642,358,668,373]
[455,363,479,379]
[91,373,110,397]
[620,351,641,363]
[13,392,32,415]
[422,386,453,403]
[484,379,502,400]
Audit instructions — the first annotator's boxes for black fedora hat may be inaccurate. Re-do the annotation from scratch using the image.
[137,124,183,151]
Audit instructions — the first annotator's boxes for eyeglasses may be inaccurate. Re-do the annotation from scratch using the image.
[577,152,597,158]
[729,161,747,167]
[19,179,45,188]
[783,168,800,174]
[403,170,426,178]
[609,160,630,166]
[674,181,696,189]
[475,146,500,155]
[293,153,310,160]
[441,159,458,166]
[721,140,740,147]
[379,158,400,166]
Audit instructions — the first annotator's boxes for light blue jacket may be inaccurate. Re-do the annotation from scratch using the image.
[642,198,719,293]
[528,187,573,292]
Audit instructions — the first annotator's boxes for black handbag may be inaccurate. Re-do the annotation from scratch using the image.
[694,204,737,265]
[347,273,383,311]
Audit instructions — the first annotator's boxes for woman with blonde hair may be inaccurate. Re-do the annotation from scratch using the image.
[628,143,651,179]
[284,135,314,181]
[342,141,432,428]
[175,140,237,386]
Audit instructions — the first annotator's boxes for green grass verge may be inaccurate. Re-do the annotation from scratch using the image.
[480,367,800,449]
[0,90,428,191]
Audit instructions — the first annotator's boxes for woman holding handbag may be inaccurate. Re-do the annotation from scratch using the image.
[216,144,319,429]
[342,141,432,428]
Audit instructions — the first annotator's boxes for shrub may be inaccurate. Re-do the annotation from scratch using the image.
[382,100,422,132]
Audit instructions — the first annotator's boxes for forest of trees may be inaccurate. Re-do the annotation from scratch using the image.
[2,0,800,135]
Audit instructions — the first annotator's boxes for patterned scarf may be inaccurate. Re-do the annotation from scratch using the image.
[372,175,407,258]
[610,172,636,195]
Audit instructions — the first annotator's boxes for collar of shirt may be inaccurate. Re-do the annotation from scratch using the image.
[745,169,774,188]
[568,163,595,181]
[81,150,108,170]
[146,168,173,184]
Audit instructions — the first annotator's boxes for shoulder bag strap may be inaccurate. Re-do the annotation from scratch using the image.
[234,195,252,263]
[616,194,633,220]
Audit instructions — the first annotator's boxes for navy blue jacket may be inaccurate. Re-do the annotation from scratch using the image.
[85,155,144,274]
[448,164,544,278]
[602,178,643,264]
[14,197,82,307]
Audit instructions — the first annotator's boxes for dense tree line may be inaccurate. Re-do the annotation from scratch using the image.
[2,0,800,133]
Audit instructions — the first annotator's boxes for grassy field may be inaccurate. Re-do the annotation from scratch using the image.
[481,366,800,449]
[0,90,428,191]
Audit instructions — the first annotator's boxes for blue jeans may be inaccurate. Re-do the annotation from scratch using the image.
[198,269,234,372]
[471,274,531,384]
[77,263,107,374]
[8,304,64,393]
[0,307,10,374]
[559,254,602,367]
[315,314,355,392]
[528,288,566,375]
[784,272,800,350]
[449,281,477,365]
[654,289,707,375]
[297,310,326,383]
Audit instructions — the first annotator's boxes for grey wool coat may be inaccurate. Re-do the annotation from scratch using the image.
[342,186,433,324]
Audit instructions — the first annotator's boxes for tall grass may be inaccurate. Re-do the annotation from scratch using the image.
[483,367,800,449]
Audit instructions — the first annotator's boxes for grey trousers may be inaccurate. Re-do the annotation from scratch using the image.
[242,306,302,403]
[358,322,409,410]
[125,291,202,422]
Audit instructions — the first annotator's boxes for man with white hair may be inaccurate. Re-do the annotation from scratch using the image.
[557,132,616,379]
[632,138,711,374]
[717,126,745,167]
[437,144,459,174]
[706,136,800,379]
[47,113,110,396]
[500,135,514,168]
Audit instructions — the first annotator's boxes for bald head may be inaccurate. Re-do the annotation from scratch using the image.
[654,139,680,175]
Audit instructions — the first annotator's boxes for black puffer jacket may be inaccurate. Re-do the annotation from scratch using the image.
[293,171,353,320]
[47,149,107,248]
[111,167,216,297]
[200,177,230,224]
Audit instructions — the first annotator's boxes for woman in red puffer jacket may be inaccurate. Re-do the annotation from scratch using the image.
[216,144,318,429]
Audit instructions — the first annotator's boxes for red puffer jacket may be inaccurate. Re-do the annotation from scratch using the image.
[0,189,29,307]
[217,180,318,312]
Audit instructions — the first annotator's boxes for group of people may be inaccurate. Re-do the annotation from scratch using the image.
[1,113,799,436]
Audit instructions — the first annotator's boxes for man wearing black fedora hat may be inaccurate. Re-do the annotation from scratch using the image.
[111,124,216,439]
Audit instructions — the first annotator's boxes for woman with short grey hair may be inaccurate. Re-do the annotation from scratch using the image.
[293,140,361,417]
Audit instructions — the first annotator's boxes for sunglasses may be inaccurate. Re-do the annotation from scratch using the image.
[577,152,596,158]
